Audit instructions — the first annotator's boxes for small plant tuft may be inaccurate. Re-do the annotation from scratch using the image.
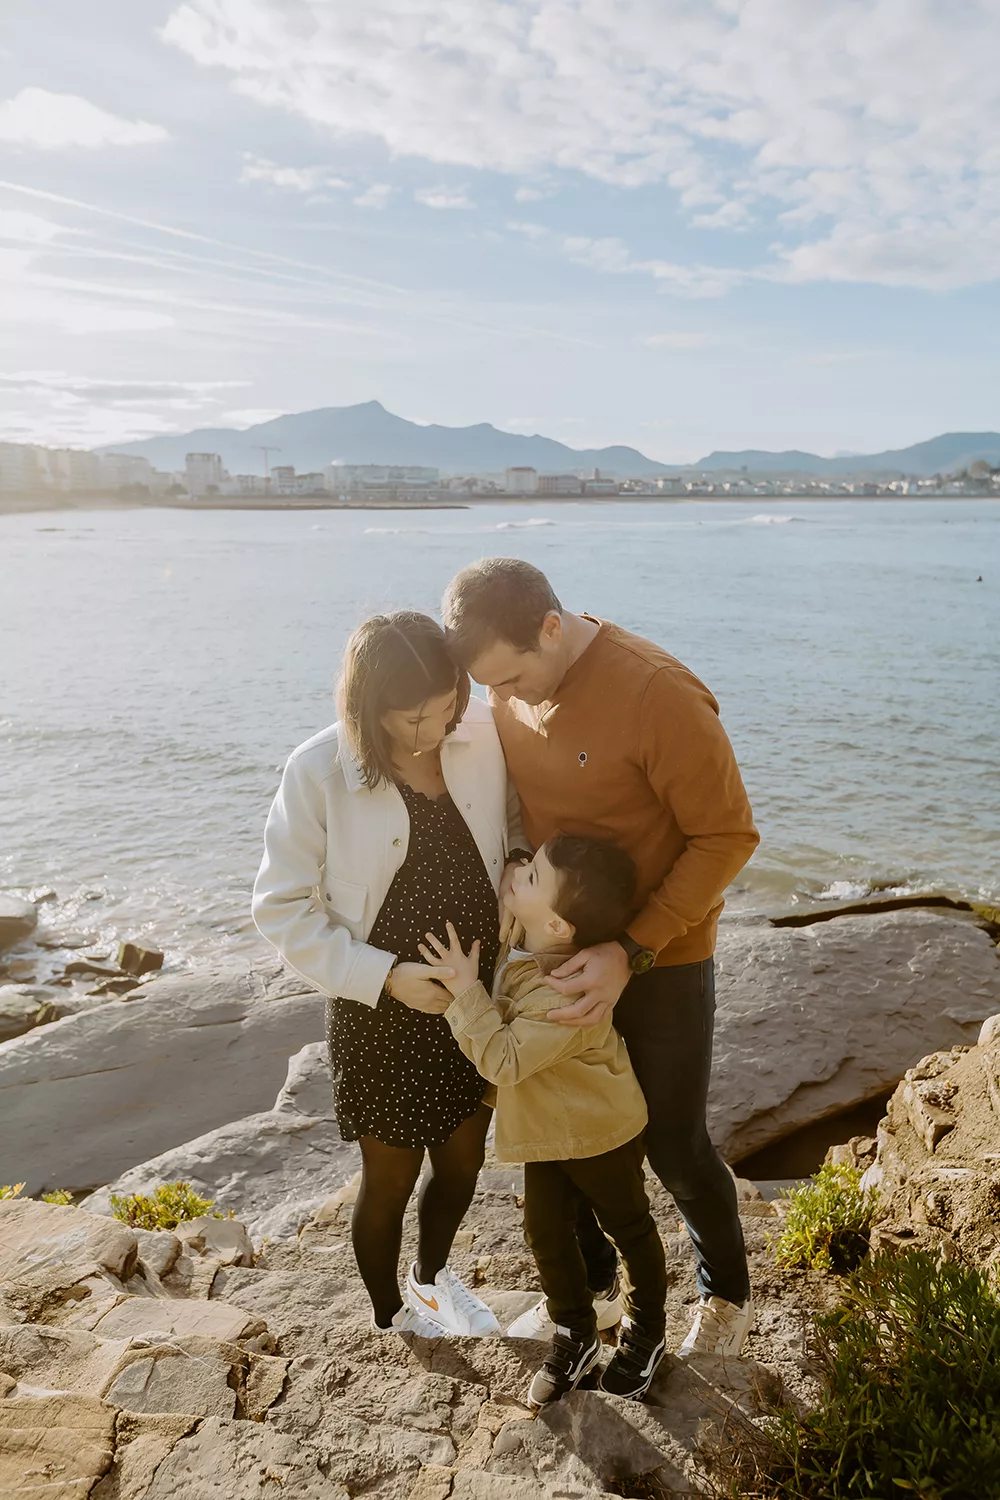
[109,1181,220,1231]
[41,1189,74,1205]
[0,1183,25,1201]
[772,1161,878,1273]
[720,1250,1000,1499]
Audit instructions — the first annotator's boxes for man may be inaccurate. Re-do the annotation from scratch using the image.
[442,558,760,1356]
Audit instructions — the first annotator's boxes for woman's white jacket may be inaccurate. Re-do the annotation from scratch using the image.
[252,697,517,1008]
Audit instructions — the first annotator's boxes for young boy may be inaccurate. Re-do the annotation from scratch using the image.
[419,834,668,1408]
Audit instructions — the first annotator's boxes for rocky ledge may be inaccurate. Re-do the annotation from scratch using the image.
[3,906,998,1205]
[3,1005,999,1498]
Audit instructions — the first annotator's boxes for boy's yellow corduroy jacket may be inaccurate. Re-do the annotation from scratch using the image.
[445,955,647,1164]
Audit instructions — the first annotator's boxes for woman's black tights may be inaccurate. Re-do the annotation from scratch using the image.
[352,1104,491,1328]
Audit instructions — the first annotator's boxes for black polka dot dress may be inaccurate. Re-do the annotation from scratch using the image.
[326,781,501,1149]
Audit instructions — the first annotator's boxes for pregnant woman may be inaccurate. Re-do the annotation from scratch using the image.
[253,612,509,1337]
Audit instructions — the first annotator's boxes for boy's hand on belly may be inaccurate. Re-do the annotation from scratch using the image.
[546,942,631,1027]
[419,922,481,998]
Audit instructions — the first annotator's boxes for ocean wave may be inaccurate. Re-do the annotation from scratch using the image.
[743,513,801,525]
[495,518,556,530]
[816,879,872,900]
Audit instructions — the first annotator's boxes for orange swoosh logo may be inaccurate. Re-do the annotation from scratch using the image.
[413,1288,439,1312]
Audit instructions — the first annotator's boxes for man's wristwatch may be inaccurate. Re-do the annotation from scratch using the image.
[616,933,656,975]
[507,848,534,865]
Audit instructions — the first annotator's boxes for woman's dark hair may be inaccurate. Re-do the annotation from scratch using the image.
[337,611,470,788]
[546,833,637,949]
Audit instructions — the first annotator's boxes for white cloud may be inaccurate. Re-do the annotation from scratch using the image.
[505,220,548,239]
[222,406,289,426]
[239,154,349,193]
[643,332,711,350]
[162,0,1000,290]
[353,183,393,209]
[514,185,552,203]
[0,87,169,149]
[414,186,473,210]
[0,209,75,244]
[564,237,744,299]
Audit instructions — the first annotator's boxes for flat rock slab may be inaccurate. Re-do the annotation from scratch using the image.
[0,962,326,1195]
[0,897,37,955]
[0,1199,137,1301]
[0,986,43,1044]
[0,1391,115,1498]
[80,1294,264,1344]
[85,1044,358,1239]
[144,1415,350,1498]
[710,909,1000,1160]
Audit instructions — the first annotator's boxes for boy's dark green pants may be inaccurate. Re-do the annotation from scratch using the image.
[522,1133,667,1339]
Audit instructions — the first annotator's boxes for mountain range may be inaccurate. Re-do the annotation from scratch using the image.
[97,402,1000,479]
[97,401,670,478]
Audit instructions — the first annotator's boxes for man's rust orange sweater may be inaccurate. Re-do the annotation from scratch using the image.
[492,619,760,966]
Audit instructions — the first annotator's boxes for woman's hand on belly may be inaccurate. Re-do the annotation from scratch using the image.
[386,961,455,1014]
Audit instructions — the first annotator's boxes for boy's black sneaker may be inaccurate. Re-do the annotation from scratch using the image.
[526,1326,601,1409]
[599,1316,667,1401]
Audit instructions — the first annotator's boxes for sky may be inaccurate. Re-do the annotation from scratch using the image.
[1,0,999,464]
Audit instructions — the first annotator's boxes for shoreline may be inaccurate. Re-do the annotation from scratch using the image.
[2,492,999,516]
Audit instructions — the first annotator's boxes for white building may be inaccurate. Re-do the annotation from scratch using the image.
[272,465,296,494]
[0,443,48,492]
[327,464,439,492]
[221,474,266,497]
[504,466,539,494]
[538,474,580,496]
[47,448,102,491]
[185,452,226,495]
[97,453,155,490]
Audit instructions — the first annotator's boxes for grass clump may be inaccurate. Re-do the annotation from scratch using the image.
[110,1181,220,1230]
[772,1161,878,1273]
[0,1183,25,1201]
[41,1189,74,1205]
[722,1250,1000,1500]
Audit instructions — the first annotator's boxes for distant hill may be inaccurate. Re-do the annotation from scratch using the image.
[97,401,671,478]
[696,431,1000,477]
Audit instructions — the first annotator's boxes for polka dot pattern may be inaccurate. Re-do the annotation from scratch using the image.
[327,781,501,1149]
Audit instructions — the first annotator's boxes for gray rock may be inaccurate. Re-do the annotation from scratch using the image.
[710,910,1000,1161]
[0,985,46,1043]
[0,962,326,1195]
[85,1044,358,1241]
[978,1012,1000,1048]
[103,1345,237,1418]
[0,1391,116,1496]
[0,896,37,954]
[0,1199,138,1305]
[144,1415,350,1498]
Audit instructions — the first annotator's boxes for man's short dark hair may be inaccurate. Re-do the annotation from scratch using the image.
[545,833,637,950]
[442,558,562,666]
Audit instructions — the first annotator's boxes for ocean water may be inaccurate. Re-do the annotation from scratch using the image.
[1,499,997,970]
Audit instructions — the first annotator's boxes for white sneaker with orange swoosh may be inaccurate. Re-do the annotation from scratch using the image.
[404,1262,501,1336]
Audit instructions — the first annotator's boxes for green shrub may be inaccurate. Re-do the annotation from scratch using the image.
[0,1183,25,1201]
[109,1181,219,1230]
[41,1189,74,1205]
[721,1251,1000,1500]
[772,1162,878,1273]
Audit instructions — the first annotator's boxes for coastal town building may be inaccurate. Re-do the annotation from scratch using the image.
[504,466,539,494]
[327,464,440,493]
[184,452,226,495]
[538,473,580,495]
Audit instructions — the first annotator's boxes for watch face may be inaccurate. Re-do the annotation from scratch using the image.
[632,948,656,974]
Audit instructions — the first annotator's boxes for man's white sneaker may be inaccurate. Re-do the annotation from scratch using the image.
[507,1279,624,1340]
[677,1296,754,1357]
[404,1262,501,1336]
[372,1305,445,1338]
